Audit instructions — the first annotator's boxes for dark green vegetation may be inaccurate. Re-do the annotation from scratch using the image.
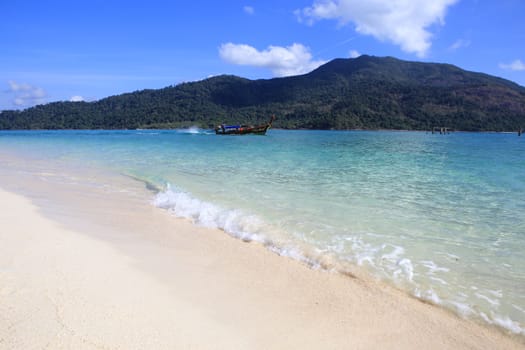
[2,55,524,131]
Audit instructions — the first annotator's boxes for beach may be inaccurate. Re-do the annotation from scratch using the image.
[1,149,524,349]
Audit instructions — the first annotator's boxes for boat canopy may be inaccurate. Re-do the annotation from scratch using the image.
[221,124,242,129]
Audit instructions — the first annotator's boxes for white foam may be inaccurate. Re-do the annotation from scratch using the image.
[491,315,524,335]
[395,258,414,282]
[153,184,330,270]
[152,185,525,335]
[177,126,205,134]
[450,301,474,317]
[475,292,500,307]
[380,244,404,261]
[356,255,375,267]
[420,260,450,274]
[350,238,379,267]
[268,245,322,269]
[480,312,525,335]
[426,289,441,304]
[153,184,267,243]
[512,304,525,315]
[429,276,448,285]
[440,252,460,261]
[415,288,441,304]
[487,289,503,298]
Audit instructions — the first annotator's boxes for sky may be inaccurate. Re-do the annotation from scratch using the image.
[1,0,524,111]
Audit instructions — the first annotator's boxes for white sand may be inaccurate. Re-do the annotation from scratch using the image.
[0,164,523,349]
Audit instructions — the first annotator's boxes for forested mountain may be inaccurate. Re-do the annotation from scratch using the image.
[1,55,524,131]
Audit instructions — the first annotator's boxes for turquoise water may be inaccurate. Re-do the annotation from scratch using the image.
[1,129,524,334]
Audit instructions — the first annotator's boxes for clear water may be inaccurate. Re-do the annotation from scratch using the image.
[1,128,524,334]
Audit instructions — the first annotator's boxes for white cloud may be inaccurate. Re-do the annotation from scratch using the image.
[8,81,33,92]
[7,80,47,107]
[243,6,254,15]
[449,39,471,51]
[349,50,361,58]
[499,59,525,71]
[219,42,327,77]
[69,95,85,102]
[296,0,458,57]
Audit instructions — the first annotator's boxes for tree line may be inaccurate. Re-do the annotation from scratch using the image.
[1,56,524,131]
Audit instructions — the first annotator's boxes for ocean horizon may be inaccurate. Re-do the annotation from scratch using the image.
[1,128,524,335]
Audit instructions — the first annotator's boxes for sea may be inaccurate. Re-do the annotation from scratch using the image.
[1,128,524,334]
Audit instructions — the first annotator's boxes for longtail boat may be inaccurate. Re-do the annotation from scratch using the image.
[215,115,275,135]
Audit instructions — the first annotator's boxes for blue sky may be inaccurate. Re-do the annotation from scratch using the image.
[1,0,524,111]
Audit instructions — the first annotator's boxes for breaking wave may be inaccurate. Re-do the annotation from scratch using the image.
[152,183,524,336]
[153,184,324,269]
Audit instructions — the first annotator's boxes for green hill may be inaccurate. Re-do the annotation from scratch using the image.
[1,55,524,131]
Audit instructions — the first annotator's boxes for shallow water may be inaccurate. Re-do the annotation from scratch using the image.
[1,128,524,334]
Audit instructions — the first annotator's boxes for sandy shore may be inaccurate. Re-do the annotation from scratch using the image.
[0,158,523,349]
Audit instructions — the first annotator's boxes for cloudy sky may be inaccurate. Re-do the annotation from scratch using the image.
[1,0,524,110]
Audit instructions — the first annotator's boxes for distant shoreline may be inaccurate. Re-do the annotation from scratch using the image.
[1,127,523,134]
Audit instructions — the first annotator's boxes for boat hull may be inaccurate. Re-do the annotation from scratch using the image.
[215,116,275,135]
[215,124,271,135]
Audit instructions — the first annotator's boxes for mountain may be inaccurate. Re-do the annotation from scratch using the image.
[1,55,524,131]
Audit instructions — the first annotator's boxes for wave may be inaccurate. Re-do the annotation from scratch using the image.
[176,127,213,135]
[153,184,324,269]
[151,184,524,336]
